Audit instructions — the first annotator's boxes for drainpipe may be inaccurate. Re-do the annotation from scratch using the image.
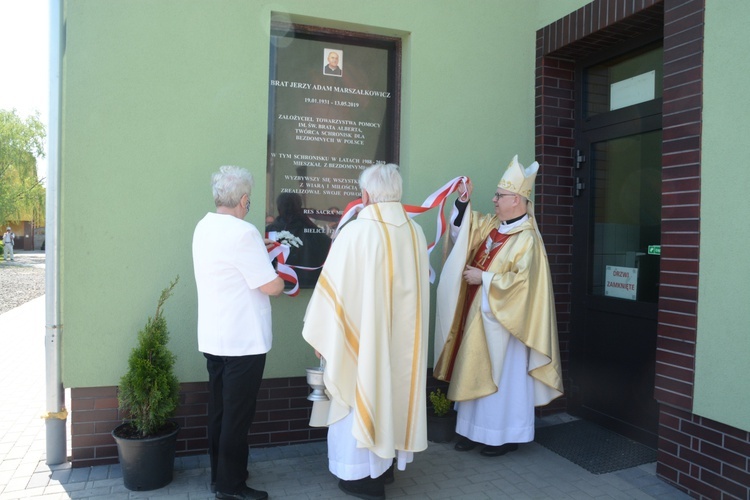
[44,0,66,465]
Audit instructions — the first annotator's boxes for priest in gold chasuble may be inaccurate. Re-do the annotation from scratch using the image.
[302,164,430,498]
[434,155,563,457]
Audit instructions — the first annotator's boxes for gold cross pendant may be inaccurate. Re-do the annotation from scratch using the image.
[476,251,490,267]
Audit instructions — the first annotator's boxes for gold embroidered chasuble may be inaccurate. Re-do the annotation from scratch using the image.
[434,205,563,404]
[302,202,430,459]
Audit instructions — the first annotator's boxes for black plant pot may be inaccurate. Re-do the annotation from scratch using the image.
[112,421,179,491]
[427,410,457,443]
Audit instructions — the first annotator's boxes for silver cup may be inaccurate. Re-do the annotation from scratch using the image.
[305,366,328,401]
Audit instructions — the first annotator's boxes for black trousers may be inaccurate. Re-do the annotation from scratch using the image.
[205,352,266,494]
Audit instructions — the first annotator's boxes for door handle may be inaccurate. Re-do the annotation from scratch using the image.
[575,177,585,197]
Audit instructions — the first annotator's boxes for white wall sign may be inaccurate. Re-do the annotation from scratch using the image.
[605,265,638,300]
[610,70,655,111]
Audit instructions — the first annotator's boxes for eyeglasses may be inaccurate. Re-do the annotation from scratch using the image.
[493,192,515,200]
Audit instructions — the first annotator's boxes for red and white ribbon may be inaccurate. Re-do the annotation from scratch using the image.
[268,176,469,290]
[333,176,470,282]
[266,239,300,296]
[404,176,470,249]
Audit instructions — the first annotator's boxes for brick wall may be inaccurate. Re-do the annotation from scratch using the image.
[536,0,749,498]
[659,405,750,499]
[70,374,450,469]
[655,0,703,413]
[534,46,576,419]
[70,377,324,468]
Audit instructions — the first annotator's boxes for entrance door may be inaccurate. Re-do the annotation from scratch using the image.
[570,42,663,447]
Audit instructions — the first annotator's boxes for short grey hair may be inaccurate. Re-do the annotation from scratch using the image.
[211,166,254,208]
[359,163,402,203]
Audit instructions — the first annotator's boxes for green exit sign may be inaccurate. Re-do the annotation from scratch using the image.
[648,245,661,255]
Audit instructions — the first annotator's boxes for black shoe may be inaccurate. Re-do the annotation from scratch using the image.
[211,470,250,494]
[338,477,386,500]
[454,437,478,451]
[480,443,519,457]
[215,485,268,500]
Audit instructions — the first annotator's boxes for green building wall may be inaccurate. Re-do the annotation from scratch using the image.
[61,0,577,388]
[694,0,750,432]
[60,0,750,435]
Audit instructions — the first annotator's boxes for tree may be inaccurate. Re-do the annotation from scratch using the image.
[0,109,46,226]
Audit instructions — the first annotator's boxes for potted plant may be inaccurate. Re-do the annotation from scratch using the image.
[427,387,457,443]
[112,276,181,491]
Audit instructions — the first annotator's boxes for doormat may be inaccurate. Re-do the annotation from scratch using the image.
[534,419,656,474]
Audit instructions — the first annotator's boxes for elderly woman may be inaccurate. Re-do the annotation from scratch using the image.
[192,165,283,500]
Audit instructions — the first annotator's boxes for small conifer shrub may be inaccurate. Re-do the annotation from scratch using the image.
[117,276,180,438]
[428,388,452,417]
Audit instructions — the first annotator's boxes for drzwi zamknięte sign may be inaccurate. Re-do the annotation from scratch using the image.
[604,265,638,301]
[265,23,401,287]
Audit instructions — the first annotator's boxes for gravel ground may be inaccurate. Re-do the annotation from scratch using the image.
[0,251,46,315]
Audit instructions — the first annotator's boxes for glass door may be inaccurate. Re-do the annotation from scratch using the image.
[570,42,663,447]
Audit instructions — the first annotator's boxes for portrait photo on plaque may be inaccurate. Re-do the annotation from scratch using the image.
[323,49,343,76]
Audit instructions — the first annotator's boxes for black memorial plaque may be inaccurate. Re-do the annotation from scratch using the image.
[265,24,400,287]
